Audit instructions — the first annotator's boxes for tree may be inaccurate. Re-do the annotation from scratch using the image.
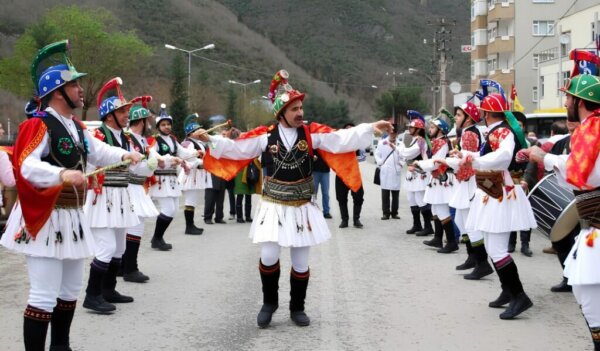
[374,86,428,128]
[0,5,152,120]
[169,54,189,140]
[226,86,238,127]
[303,96,352,128]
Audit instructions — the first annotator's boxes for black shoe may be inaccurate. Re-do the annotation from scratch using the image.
[353,220,364,229]
[102,290,134,303]
[151,238,172,251]
[456,255,476,270]
[323,213,332,219]
[521,244,533,257]
[489,289,511,308]
[339,220,349,228]
[499,292,533,320]
[437,242,458,253]
[257,303,278,328]
[215,219,226,224]
[406,225,423,234]
[391,215,400,219]
[185,225,204,235]
[123,270,149,283]
[464,261,494,280]
[290,311,310,326]
[83,294,116,313]
[381,215,390,220]
[508,243,516,253]
[423,237,443,248]
[237,218,246,223]
[246,217,253,222]
[204,219,214,225]
[551,277,572,292]
[415,227,434,236]
[49,346,73,351]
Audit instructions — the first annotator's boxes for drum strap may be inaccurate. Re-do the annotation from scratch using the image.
[574,190,600,229]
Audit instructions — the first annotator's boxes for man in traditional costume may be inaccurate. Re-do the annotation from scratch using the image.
[194,70,392,328]
[0,40,140,350]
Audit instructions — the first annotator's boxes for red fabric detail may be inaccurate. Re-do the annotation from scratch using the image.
[460,131,480,152]
[567,115,600,189]
[88,128,107,194]
[146,136,156,148]
[0,146,13,156]
[431,138,448,177]
[12,119,62,238]
[489,128,511,151]
[92,128,105,142]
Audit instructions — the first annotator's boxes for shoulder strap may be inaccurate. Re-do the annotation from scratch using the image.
[302,124,314,157]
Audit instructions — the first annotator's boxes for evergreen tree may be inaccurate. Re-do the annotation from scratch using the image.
[226,86,238,127]
[170,54,189,140]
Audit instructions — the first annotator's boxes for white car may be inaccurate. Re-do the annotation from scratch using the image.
[83,120,102,132]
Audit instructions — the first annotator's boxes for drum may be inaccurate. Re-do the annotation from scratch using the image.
[528,173,578,242]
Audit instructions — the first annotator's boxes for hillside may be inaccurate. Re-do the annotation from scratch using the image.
[0,0,469,124]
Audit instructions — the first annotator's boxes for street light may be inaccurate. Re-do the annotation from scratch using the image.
[386,71,404,123]
[409,68,437,115]
[164,43,215,107]
[228,79,261,128]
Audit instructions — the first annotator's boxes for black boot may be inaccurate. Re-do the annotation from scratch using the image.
[456,238,476,270]
[83,259,115,313]
[415,206,434,236]
[184,207,204,235]
[406,206,423,234]
[24,305,52,351]
[488,286,512,308]
[245,197,252,221]
[500,292,533,320]
[123,235,149,283]
[496,258,533,319]
[437,218,458,253]
[353,203,363,228]
[102,258,134,304]
[520,230,532,257]
[508,231,516,253]
[290,269,310,326]
[50,299,76,350]
[551,277,572,292]
[151,214,173,250]
[423,218,443,248]
[465,241,494,280]
[339,201,349,229]
[257,260,280,328]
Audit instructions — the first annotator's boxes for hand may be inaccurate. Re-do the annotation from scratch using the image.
[372,120,393,135]
[528,146,547,164]
[460,154,473,168]
[182,161,191,174]
[407,165,416,173]
[157,158,166,169]
[197,150,205,158]
[434,159,447,167]
[123,151,143,165]
[61,169,86,187]
[193,129,209,142]
[515,149,530,163]
[520,180,529,191]
[449,149,463,158]
[171,157,183,166]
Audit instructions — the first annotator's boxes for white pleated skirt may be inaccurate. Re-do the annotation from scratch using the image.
[564,227,600,285]
[404,171,427,192]
[1,203,96,259]
[84,188,139,228]
[149,175,182,198]
[178,168,212,191]
[465,186,537,233]
[448,177,476,210]
[423,174,456,205]
[128,184,159,218]
[248,199,331,247]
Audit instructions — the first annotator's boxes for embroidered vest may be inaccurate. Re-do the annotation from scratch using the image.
[156,134,178,156]
[40,115,87,171]
[481,122,524,172]
[262,125,312,181]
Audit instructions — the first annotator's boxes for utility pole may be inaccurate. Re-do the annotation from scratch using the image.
[427,18,455,112]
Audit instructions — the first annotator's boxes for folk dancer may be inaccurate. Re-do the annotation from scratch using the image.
[195,70,392,328]
[0,41,140,350]
[83,78,143,312]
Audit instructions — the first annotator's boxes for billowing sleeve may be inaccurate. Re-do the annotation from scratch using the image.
[311,123,373,153]
[472,134,514,171]
[419,144,448,171]
[207,135,267,160]
[21,134,63,187]
[400,142,421,160]
[0,151,15,187]
[446,157,461,171]
[86,130,128,168]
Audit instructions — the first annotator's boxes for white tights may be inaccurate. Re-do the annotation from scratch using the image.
[157,197,179,218]
[260,241,310,273]
[26,256,84,312]
[407,191,425,207]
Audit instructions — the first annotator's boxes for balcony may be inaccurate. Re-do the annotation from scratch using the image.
[471,16,488,31]
[487,36,514,54]
[488,2,514,21]
[471,46,488,60]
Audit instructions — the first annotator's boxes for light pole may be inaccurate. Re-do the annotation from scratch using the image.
[385,71,402,123]
[228,79,261,129]
[164,43,215,107]
[409,68,437,116]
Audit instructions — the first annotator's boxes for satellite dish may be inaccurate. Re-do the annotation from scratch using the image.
[449,81,461,93]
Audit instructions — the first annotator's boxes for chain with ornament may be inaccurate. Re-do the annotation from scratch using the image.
[269,139,310,171]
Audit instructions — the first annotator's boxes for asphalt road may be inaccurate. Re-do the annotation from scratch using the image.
[0,158,593,350]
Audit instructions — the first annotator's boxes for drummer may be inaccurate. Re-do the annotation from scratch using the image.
[529,72,600,350]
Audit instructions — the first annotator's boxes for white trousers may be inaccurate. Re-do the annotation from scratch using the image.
[127,217,145,237]
[454,208,470,234]
[482,231,510,263]
[431,204,450,221]
[407,191,426,207]
[469,230,484,242]
[26,256,84,312]
[92,227,126,263]
[157,197,179,218]
[183,189,202,208]
[573,284,600,328]
[260,241,310,273]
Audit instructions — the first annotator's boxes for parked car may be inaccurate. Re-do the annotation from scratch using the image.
[83,120,102,132]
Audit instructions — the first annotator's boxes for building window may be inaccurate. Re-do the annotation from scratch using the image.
[533,20,555,36]
[532,86,538,102]
[488,57,498,71]
[540,76,545,98]
[562,71,569,90]
[560,32,571,57]
[488,0,496,8]
[533,53,539,68]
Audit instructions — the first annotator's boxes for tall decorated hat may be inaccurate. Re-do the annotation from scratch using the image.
[430,108,454,135]
[455,101,481,123]
[562,74,600,104]
[30,40,87,112]
[156,104,173,126]
[184,113,202,135]
[97,77,132,120]
[129,95,153,122]
[407,110,425,129]
[268,69,305,117]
